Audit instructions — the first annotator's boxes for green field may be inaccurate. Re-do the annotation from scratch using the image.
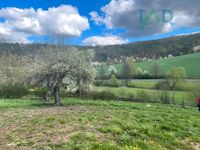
[100,52,200,79]
[138,52,200,78]
[93,79,200,106]
[128,80,157,89]
[92,86,195,106]
[128,79,199,91]
[0,98,200,150]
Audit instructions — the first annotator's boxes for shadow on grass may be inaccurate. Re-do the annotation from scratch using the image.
[31,102,56,107]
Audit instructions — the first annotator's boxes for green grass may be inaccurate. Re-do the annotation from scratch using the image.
[138,52,200,78]
[0,98,200,150]
[129,80,156,89]
[99,52,200,78]
[129,80,199,91]
[92,86,195,106]
[96,79,200,91]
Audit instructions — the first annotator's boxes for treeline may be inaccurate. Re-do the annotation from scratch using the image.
[0,33,200,61]
[82,33,200,61]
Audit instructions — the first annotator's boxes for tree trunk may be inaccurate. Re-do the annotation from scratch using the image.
[53,86,61,106]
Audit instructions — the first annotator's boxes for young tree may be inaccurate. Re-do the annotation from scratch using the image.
[108,74,120,87]
[165,67,187,90]
[151,63,160,78]
[163,67,187,105]
[121,57,137,86]
[27,47,95,106]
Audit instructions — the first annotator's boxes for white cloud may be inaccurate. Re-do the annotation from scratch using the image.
[90,11,104,26]
[90,0,200,37]
[83,35,128,46]
[0,5,89,43]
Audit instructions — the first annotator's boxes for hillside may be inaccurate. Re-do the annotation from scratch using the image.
[103,52,200,79]
[0,33,200,62]
[138,52,200,78]
[84,33,200,61]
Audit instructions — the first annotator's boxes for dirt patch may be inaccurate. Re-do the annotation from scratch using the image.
[63,135,71,142]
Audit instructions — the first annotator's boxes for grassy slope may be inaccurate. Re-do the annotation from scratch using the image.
[100,52,200,79]
[0,98,200,150]
[138,52,200,78]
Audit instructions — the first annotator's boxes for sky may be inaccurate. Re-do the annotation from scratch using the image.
[0,0,200,46]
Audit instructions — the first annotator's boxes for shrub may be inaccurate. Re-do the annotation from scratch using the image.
[0,82,28,99]
[154,81,168,90]
[174,83,188,91]
[94,80,104,86]
[31,87,47,99]
[94,91,117,100]
[95,79,122,88]
[117,88,127,98]
[104,75,122,87]
[83,90,118,100]
[157,90,171,104]
[127,93,135,101]
[150,93,161,103]
[136,90,150,102]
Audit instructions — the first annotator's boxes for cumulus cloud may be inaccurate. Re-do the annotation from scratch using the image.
[90,0,200,37]
[0,5,89,43]
[90,11,104,26]
[83,35,128,46]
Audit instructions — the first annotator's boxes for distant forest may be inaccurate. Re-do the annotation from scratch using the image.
[0,33,200,61]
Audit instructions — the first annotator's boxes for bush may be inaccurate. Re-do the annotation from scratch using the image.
[94,79,122,88]
[155,80,192,91]
[103,75,122,87]
[127,93,135,101]
[117,88,127,98]
[82,90,118,100]
[136,90,150,102]
[94,80,104,86]
[30,87,47,99]
[154,81,168,90]
[157,90,171,104]
[0,82,28,99]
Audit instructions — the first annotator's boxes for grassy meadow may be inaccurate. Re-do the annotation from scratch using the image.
[138,52,200,79]
[93,79,200,106]
[92,86,194,106]
[0,98,200,150]
[99,52,200,78]
[123,79,199,90]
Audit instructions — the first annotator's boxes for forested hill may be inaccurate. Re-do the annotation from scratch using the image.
[84,33,200,61]
[0,33,200,61]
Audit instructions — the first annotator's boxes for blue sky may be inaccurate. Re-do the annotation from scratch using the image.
[0,0,200,45]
